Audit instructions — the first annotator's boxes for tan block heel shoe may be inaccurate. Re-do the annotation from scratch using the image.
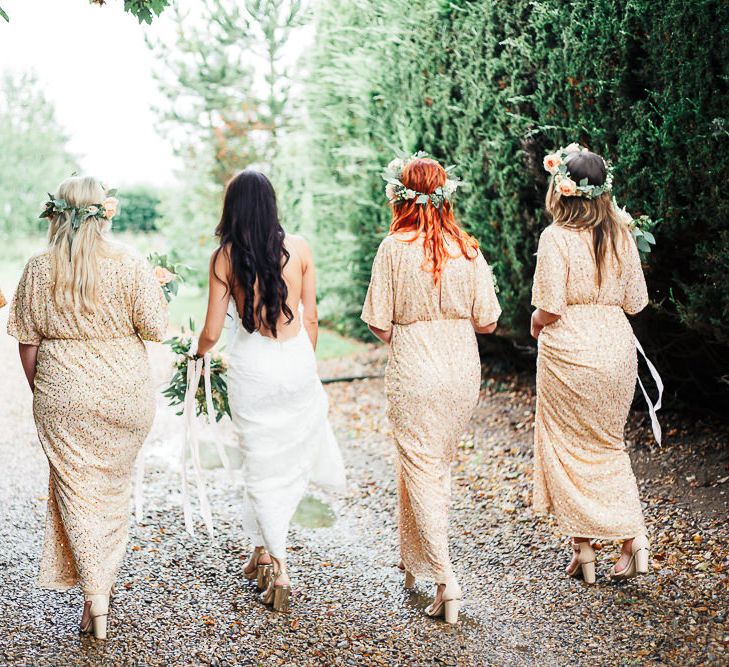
[611,535,650,580]
[567,541,597,584]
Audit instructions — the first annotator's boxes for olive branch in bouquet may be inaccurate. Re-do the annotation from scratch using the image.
[162,321,230,422]
[147,252,188,303]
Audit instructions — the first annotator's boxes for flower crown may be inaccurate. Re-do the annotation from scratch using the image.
[40,189,119,230]
[382,151,464,208]
[543,143,613,199]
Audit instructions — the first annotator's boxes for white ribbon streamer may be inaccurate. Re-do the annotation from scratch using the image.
[203,352,232,476]
[133,352,230,533]
[181,356,215,541]
[634,335,664,446]
[133,442,146,523]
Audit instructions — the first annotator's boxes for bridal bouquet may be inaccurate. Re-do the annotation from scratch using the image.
[163,327,231,422]
[613,198,658,261]
[148,252,186,303]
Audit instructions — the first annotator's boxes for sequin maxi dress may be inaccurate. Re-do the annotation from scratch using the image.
[7,249,168,594]
[532,224,648,539]
[361,234,501,583]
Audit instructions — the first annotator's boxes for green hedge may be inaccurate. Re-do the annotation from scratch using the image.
[113,187,162,233]
[301,0,729,403]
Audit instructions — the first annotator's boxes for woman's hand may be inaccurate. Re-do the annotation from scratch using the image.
[531,308,560,340]
[368,324,393,345]
[473,320,497,335]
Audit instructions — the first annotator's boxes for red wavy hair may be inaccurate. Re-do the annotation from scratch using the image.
[390,157,478,283]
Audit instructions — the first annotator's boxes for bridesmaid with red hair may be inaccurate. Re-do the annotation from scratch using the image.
[362,154,501,623]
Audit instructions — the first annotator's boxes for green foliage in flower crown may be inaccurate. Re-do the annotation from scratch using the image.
[163,329,231,423]
[299,0,729,404]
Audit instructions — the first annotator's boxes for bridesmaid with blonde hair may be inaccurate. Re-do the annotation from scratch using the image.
[532,144,652,583]
[362,154,500,623]
[7,176,168,638]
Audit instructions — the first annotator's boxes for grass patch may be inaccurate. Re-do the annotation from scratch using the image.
[317,329,364,360]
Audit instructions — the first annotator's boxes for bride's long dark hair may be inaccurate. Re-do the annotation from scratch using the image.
[213,170,293,337]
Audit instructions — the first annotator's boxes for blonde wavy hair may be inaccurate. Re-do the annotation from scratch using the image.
[546,151,629,286]
[47,176,116,313]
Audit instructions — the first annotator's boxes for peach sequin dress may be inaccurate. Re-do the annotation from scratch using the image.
[532,223,648,539]
[362,233,501,582]
[7,248,168,593]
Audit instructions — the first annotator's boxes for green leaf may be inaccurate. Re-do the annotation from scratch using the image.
[0,7,8,22]
[643,231,656,244]
[636,237,651,252]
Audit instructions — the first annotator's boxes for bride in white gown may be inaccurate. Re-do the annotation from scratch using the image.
[194,170,346,612]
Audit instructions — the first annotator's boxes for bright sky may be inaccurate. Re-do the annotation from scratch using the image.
[0,0,178,187]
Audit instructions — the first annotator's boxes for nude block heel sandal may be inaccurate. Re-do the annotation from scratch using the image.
[84,594,110,640]
[611,535,651,580]
[567,541,597,585]
[257,563,273,591]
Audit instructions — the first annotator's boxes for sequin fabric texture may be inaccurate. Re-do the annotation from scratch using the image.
[7,248,168,593]
[362,233,501,582]
[532,223,649,539]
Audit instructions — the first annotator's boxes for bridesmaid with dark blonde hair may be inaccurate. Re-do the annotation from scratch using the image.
[362,153,500,623]
[532,144,652,583]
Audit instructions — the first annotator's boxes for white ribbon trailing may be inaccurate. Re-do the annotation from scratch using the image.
[134,441,146,523]
[634,335,664,446]
[132,350,232,537]
[203,355,232,474]
[181,354,218,540]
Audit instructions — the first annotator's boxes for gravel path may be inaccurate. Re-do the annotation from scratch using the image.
[0,315,727,666]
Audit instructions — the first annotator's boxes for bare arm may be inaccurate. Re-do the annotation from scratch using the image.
[368,324,392,345]
[197,249,232,357]
[18,343,39,391]
[530,308,560,339]
[296,237,319,350]
[473,320,497,335]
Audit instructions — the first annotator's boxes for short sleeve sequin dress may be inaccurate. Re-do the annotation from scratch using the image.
[531,223,648,539]
[7,247,168,594]
[362,233,501,583]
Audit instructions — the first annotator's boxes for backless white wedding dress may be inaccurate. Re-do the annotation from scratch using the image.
[225,302,346,558]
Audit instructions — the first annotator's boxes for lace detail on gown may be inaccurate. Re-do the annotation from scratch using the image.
[225,299,345,557]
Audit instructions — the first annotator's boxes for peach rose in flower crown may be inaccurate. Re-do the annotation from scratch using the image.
[543,154,562,174]
[564,143,582,154]
[102,196,119,219]
[557,177,577,196]
[154,266,175,285]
